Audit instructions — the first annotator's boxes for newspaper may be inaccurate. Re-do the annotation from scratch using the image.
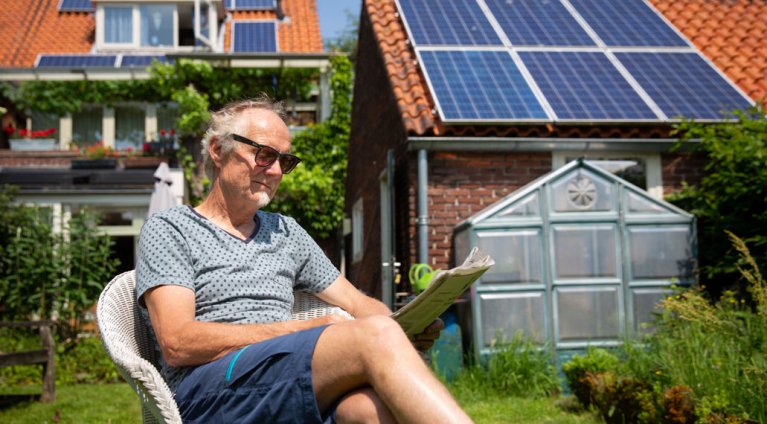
[392,247,495,336]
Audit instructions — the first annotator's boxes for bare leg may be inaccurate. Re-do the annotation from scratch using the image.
[312,315,472,424]
[335,387,395,424]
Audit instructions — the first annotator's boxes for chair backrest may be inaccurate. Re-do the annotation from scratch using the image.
[97,271,182,424]
[97,270,351,424]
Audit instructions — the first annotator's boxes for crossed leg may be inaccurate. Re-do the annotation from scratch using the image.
[312,315,472,424]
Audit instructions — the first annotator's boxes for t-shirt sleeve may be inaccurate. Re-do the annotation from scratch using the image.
[288,217,341,294]
[135,214,195,306]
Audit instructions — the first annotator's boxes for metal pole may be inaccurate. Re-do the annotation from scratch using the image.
[417,149,429,264]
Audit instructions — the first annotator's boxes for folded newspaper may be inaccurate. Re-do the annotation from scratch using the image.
[392,247,495,336]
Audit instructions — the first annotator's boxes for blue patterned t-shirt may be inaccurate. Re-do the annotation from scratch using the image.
[135,205,340,392]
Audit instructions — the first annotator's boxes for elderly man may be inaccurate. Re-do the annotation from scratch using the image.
[136,97,473,423]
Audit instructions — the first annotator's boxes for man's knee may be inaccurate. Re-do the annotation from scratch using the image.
[353,315,411,353]
[335,387,394,424]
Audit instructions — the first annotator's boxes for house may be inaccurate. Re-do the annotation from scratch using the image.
[0,0,331,274]
[345,0,766,358]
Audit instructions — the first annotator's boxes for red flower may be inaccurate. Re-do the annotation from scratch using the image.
[170,129,176,136]
[4,125,15,135]
[160,129,167,137]
[18,128,28,137]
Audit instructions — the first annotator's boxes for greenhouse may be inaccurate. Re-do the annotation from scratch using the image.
[454,160,696,361]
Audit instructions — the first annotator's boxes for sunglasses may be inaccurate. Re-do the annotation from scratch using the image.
[232,134,301,174]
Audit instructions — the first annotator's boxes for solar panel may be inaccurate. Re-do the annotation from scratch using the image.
[419,50,548,122]
[59,0,93,12]
[615,52,752,120]
[37,55,117,68]
[227,0,275,10]
[519,51,657,121]
[569,0,688,47]
[397,0,502,46]
[121,55,172,68]
[232,22,278,52]
[484,0,594,47]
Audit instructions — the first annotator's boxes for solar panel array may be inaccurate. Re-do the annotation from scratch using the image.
[397,0,752,123]
[232,22,278,52]
[37,55,117,68]
[58,0,93,12]
[225,0,276,10]
[36,54,172,69]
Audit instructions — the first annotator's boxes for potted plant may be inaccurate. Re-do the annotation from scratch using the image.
[143,128,177,156]
[5,125,58,151]
[71,141,118,169]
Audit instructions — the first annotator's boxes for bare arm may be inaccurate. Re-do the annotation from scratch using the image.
[143,284,346,367]
[314,275,392,318]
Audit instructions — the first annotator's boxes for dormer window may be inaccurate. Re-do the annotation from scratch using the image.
[97,2,217,51]
[104,6,133,44]
[140,4,174,47]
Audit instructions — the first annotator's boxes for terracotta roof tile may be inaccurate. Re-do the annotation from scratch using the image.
[1,0,321,66]
[0,0,93,67]
[364,0,766,137]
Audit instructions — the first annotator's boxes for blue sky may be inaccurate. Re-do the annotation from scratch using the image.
[316,0,362,42]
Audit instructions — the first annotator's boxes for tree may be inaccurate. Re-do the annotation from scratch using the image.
[324,10,360,63]
[669,106,767,295]
[268,55,353,239]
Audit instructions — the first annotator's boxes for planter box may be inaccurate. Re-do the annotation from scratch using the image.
[71,158,118,170]
[123,156,165,169]
[9,139,57,151]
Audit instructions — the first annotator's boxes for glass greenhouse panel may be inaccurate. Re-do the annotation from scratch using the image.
[550,170,614,212]
[553,225,617,279]
[477,230,543,284]
[627,191,671,214]
[556,287,620,341]
[479,292,546,346]
[629,226,693,280]
[498,192,540,217]
[632,288,668,334]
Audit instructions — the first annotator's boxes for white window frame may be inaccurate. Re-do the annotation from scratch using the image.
[96,3,178,50]
[552,151,663,199]
[352,198,364,263]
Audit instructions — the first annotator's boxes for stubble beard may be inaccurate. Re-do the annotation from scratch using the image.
[253,191,273,209]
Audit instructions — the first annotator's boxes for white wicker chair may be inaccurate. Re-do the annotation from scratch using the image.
[97,270,352,424]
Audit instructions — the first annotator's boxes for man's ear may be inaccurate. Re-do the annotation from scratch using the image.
[209,136,224,166]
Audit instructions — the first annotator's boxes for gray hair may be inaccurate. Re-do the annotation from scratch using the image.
[201,95,287,179]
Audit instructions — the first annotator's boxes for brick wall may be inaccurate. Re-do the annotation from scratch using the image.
[404,151,552,272]
[344,8,408,297]
[0,150,77,168]
[661,151,707,195]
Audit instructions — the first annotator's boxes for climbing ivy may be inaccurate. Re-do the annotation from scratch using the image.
[0,55,353,239]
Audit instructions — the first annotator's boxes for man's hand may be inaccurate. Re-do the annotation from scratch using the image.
[411,318,445,352]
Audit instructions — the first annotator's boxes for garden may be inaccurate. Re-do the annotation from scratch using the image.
[1,54,765,421]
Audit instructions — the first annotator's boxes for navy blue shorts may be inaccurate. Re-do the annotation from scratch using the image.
[174,325,335,423]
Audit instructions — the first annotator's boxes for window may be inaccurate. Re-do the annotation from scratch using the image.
[104,6,133,44]
[115,106,145,150]
[352,199,363,263]
[72,106,103,147]
[140,4,174,47]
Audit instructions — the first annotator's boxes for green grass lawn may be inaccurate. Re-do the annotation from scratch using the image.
[0,384,140,424]
[0,383,598,423]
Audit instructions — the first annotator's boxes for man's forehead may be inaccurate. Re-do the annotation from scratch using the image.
[237,108,290,139]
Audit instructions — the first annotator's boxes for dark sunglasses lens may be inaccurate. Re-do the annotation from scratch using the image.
[279,156,300,174]
[255,147,280,167]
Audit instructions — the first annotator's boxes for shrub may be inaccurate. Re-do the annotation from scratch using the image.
[563,234,767,423]
[562,347,620,407]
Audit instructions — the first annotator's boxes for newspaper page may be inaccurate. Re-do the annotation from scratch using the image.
[392,247,494,336]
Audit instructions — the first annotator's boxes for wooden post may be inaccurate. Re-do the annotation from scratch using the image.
[40,324,56,402]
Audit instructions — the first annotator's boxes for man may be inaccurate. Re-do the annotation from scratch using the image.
[136,96,473,423]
